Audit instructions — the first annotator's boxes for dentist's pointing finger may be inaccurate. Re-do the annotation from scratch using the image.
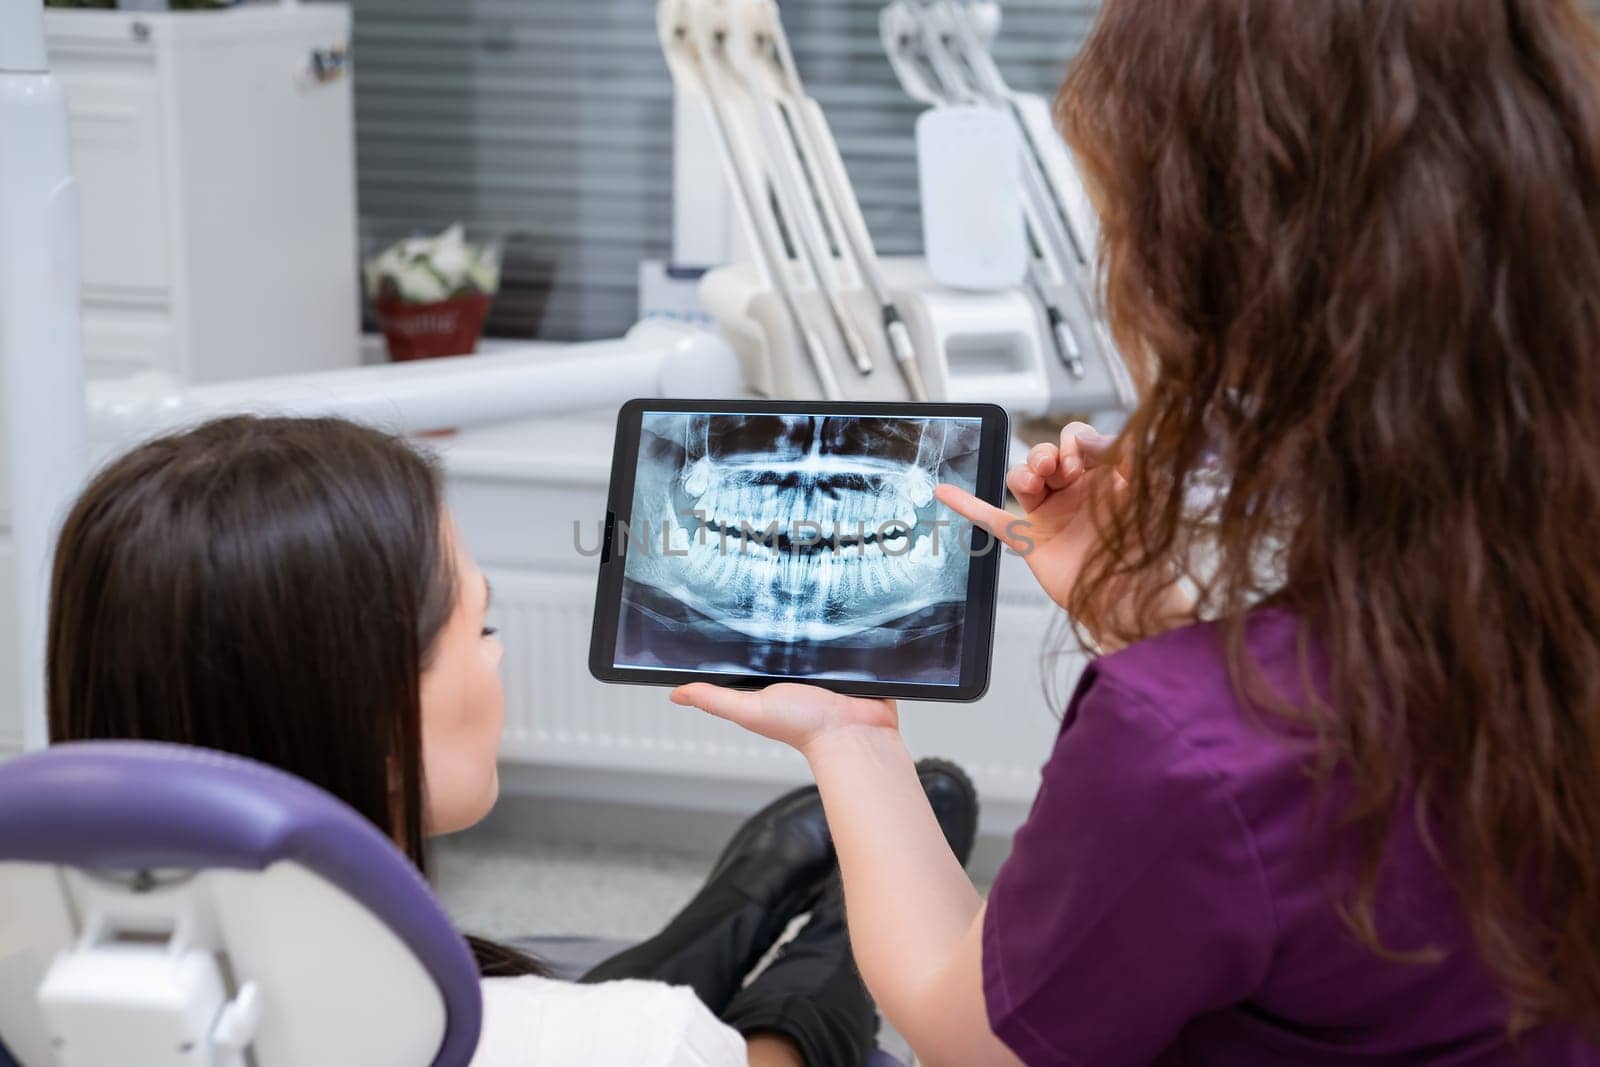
[932,484,1032,553]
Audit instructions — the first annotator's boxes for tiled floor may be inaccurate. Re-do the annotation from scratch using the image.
[433,832,711,943]
[432,803,1003,945]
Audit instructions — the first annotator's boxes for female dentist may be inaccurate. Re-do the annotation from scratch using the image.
[670,0,1600,1063]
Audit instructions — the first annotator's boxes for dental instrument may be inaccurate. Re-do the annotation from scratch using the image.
[881,1,1087,379]
[941,1,1090,268]
[920,0,1138,404]
[730,0,932,402]
[709,0,874,380]
[660,0,843,400]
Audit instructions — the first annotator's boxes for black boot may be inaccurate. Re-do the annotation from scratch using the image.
[915,757,980,867]
[579,780,835,1014]
[718,758,980,1067]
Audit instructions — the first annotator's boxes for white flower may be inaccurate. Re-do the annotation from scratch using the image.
[429,225,470,287]
[365,223,502,304]
[394,261,449,303]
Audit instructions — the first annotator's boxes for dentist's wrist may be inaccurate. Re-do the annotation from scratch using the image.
[801,720,906,772]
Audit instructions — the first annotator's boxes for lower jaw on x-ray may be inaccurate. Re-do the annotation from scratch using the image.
[615,412,984,685]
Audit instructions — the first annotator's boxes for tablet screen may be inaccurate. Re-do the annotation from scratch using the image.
[612,410,987,685]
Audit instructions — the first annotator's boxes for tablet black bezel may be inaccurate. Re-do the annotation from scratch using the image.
[587,398,1010,702]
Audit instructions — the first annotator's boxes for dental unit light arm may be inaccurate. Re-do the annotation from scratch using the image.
[1,0,90,754]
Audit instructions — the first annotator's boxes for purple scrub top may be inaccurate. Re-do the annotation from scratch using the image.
[983,610,1599,1065]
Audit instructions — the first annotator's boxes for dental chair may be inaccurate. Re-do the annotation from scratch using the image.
[0,743,916,1067]
[0,742,482,1067]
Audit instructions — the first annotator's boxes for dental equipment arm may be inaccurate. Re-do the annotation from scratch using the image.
[732,0,931,400]
[926,0,1138,404]
[882,1,1088,378]
[85,322,739,449]
[717,0,874,378]
[660,0,843,399]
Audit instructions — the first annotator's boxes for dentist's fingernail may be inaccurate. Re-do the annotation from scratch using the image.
[1076,431,1114,451]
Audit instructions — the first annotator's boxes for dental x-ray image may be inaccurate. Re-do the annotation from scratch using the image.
[614,412,985,685]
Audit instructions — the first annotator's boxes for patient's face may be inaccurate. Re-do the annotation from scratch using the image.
[419,514,506,836]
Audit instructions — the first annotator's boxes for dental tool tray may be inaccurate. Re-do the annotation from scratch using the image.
[589,399,1009,701]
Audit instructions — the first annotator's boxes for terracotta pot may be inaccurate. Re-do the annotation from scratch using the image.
[374,293,493,362]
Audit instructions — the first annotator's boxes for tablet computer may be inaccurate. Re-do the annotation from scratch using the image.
[588,399,1009,701]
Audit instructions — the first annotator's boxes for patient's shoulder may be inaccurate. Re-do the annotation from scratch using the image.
[474,974,746,1066]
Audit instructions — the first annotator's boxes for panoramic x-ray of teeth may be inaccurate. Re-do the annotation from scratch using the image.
[615,413,985,684]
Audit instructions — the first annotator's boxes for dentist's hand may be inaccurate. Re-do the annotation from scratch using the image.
[670,682,898,757]
[935,421,1124,617]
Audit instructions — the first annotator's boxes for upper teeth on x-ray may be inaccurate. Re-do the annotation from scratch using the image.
[615,413,983,684]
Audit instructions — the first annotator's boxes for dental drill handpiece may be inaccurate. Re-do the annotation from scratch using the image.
[794,96,930,400]
[1025,230,1087,379]
[897,1,1086,378]
[666,0,842,399]
[740,0,931,402]
[724,7,874,379]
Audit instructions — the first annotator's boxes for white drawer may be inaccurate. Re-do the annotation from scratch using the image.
[80,304,175,380]
[54,66,171,300]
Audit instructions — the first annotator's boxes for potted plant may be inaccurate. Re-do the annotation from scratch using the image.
[364,224,502,362]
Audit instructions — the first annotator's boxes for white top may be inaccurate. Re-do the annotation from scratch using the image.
[471,975,749,1066]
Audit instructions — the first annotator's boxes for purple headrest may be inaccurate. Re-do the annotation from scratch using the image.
[0,740,482,1067]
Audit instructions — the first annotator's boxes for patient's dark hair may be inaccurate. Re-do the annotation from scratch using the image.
[48,414,543,978]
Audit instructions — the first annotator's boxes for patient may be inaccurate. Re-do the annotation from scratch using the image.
[44,414,978,1067]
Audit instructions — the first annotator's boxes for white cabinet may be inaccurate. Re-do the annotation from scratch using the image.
[0,7,366,748]
[45,4,361,384]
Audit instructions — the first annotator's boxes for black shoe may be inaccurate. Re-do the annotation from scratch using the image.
[718,758,981,1067]
[579,781,835,1014]
[917,757,980,868]
[719,873,876,1067]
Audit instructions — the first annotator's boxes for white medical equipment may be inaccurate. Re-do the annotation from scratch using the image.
[43,2,361,383]
[915,105,1028,290]
[881,0,1136,408]
[664,0,1132,417]
[0,0,90,761]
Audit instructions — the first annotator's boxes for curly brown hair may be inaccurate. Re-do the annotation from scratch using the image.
[1059,0,1600,1036]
